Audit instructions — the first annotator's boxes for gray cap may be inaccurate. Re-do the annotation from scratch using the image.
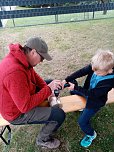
[25,37,52,61]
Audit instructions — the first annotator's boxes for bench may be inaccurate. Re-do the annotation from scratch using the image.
[0,88,114,145]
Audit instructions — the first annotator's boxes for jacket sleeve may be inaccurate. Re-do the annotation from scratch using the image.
[33,69,47,89]
[75,83,112,99]
[65,64,92,82]
[3,70,52,113]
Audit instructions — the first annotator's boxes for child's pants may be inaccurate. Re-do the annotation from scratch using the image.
[78,108,100,136]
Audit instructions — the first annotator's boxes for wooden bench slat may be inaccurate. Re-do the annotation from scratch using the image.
[60,95,86,113]
[107,89,114,104]
[0,114,10,127]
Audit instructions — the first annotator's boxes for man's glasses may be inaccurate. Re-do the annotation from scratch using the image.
[38,53,44,62]
[24,45,44,61]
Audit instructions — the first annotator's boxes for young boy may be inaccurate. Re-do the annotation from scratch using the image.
[64,50,114,148]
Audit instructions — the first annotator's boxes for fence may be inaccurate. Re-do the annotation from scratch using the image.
[0,0,114,27]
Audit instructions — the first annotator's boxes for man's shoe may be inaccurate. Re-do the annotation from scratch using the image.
[36,138,60,149]
[80,131,97,148]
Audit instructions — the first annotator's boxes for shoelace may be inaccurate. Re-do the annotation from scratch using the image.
[43,138,54,143]
[84,136,91,142]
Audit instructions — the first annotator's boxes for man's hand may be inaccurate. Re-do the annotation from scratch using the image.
[48,80,62,92]
[62,80,67,89]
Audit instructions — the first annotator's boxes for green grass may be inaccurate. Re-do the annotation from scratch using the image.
[0,18,114,152]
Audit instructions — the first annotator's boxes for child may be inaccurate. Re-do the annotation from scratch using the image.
[64,50,114,148]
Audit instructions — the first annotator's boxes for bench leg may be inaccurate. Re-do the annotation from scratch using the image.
[0,125,11,145]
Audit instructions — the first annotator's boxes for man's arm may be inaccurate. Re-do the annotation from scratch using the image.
[3,71,52,113]
[31,69,47,89]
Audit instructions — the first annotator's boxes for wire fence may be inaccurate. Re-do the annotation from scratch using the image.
[0,0,114,28]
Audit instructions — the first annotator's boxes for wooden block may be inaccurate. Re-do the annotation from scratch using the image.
[60,88,114,113]
[60,95,86,113]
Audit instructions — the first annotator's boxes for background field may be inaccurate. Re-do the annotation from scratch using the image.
[0,18,114,152]
[3,9,114,28]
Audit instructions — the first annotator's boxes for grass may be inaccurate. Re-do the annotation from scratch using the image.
[0,18,114,152]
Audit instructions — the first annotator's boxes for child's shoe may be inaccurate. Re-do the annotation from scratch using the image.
[80,131,97,148]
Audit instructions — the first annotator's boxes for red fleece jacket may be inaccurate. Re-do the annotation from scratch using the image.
[0,44,52,121]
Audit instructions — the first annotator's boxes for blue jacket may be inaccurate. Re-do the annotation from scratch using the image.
[65,64,114,109]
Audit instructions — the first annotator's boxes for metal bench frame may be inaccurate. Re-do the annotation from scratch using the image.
[0,125,11,145]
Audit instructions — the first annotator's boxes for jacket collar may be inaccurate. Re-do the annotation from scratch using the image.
[9,43,30,69]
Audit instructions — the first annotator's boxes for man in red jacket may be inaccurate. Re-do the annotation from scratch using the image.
[0,37,66,149]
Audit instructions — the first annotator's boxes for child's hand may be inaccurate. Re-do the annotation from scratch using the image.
[67,82,75,91]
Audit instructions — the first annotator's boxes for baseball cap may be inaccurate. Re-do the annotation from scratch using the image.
[25,37,52,61]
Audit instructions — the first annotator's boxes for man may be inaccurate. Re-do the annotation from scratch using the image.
[0,37,66,149]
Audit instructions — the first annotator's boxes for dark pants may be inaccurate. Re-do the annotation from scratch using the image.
[10,79,66,141]
[10,106,65,141]
[78,108,100,136]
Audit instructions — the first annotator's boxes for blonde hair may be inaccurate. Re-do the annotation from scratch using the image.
[91,49,114,72]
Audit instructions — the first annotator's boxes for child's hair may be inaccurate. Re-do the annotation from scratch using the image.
[91,49,114,72]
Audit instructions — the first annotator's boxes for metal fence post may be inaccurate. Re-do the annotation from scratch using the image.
[0,6,3,27]
[54,3,58,23]
[0,20,2,27]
